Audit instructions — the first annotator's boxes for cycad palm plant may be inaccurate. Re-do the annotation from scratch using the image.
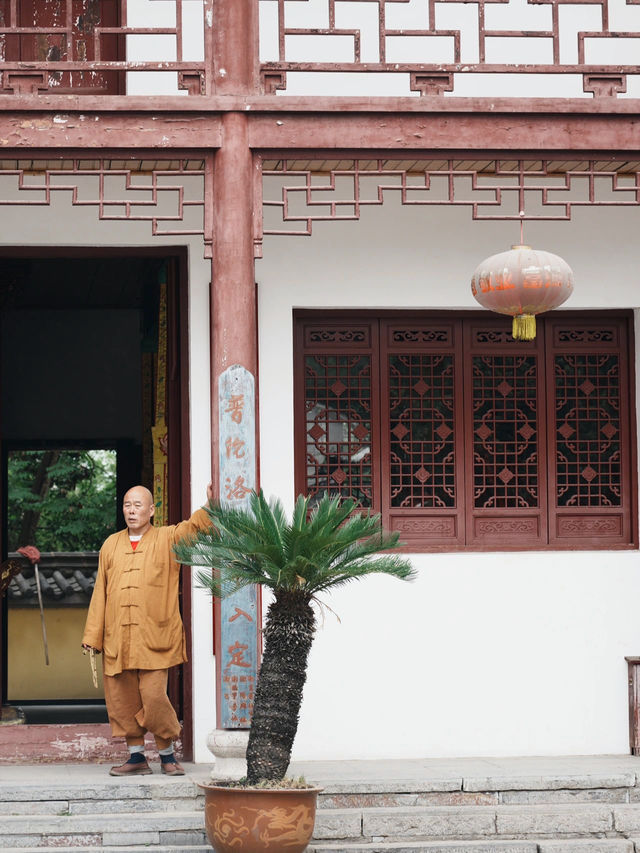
[174,491,414,785]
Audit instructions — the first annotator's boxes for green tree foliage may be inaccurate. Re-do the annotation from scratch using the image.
[7,449,117,552]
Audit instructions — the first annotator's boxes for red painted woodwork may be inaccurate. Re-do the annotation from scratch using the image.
[1,0,122,94]
[463,320,548,548]
[211,112,260,728]
[546,317,634,549]
[259,0,640,97]
[383,321,465,550]
[0,158,639,262]
[165,252,195,761]
[0,116,223,151]
[0,0,635,100]
[626,657,640,755]
[0,160,212,258]
[262,158,640,236]
[249,112,640,153]
[2,110,640,155]
[294,311,637,552]
[212,0,259,95]
[0,0,210,96]
[3,95,640,114]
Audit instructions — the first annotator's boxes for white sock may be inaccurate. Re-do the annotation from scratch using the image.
[128,744,145,755]
[158,745,174,756]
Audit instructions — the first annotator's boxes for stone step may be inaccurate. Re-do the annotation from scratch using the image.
[2,848,209,853]
[6,786,633,811]
[309,843,635,853]
[0,796,205,815]
[4,802,640,845]
[315,803,640,841]
[317,788,633,808]
[0,811,207,849]
[0,779,202,802]
[3,838,637,853]
[310,843,540,853]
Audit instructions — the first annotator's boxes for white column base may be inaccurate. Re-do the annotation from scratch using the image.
[207,729,249,781]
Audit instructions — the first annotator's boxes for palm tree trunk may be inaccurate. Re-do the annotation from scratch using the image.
[246,590,315,783]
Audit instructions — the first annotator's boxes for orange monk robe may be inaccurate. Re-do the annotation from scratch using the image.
[82,509,210,677]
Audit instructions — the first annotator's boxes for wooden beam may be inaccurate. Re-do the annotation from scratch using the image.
[246,112,640,152]
[0,112,223,149]
[0,107,638,153]
[2,94,640,114]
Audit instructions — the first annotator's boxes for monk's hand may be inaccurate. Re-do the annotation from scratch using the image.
[82,644,101,654]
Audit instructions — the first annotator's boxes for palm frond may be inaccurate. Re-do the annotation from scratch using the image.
[174,490,414,598]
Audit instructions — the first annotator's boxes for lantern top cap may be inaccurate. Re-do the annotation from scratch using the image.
[511,244,532,250]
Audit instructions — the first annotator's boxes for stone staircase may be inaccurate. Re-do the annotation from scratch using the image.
[4,758,640,851]
[0,775,208,851]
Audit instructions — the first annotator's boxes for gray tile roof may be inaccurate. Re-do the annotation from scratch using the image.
[7,552,97,607]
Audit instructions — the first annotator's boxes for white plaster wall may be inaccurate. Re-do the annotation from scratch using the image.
[256,197,640,758]
[0,192,217,763]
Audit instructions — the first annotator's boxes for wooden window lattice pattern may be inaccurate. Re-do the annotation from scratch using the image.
[0,0,636,98]
[388,353,456,509]
[0,0,210,95]
[305,325,370,346]
[262,160,640,235]
[3,159,638,256]
[555,327,618,345]
[390,328,451,345]
[0,159,211,256]
[304,353,374,507]
[295,313,636,551]
[554,353,622,507]
[259,0,640,97]
[472,355,539,510]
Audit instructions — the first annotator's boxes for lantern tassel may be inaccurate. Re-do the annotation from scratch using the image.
[512,314,536,341]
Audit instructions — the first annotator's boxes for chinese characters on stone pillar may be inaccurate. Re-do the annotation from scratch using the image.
[218,365,258,728]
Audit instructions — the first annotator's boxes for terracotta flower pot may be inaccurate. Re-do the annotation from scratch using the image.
[200,783,321,853]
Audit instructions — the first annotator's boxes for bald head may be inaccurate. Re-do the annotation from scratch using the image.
[123,486,155,536]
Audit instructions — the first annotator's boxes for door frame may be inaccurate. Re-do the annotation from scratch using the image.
[0,244,195,759]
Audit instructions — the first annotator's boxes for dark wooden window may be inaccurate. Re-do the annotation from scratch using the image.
[294,311,637,551]
[1,0,122,94]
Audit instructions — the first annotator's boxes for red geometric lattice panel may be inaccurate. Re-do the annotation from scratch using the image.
[471,355,539,510]
[548,314,634,547]
[387,353,456,510]
[303,353,374,507]
[554,354,622,508]
[381,319,464,549]
[295,312,636,551]
[464,321,547,548]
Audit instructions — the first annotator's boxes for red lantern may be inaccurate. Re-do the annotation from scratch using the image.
[471,244,574,340]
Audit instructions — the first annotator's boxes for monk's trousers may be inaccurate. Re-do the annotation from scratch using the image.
[103,669,180,750]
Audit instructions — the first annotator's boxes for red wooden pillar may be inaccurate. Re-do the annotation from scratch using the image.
[208,0,260,772]
[212,112,257,418]
[211,0,259,95]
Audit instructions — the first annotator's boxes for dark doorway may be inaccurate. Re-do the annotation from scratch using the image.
[0,249,192,756]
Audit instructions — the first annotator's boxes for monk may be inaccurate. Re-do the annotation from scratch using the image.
[82,483,213,776]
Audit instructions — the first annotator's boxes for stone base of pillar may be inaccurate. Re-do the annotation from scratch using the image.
[207,728,249,781]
